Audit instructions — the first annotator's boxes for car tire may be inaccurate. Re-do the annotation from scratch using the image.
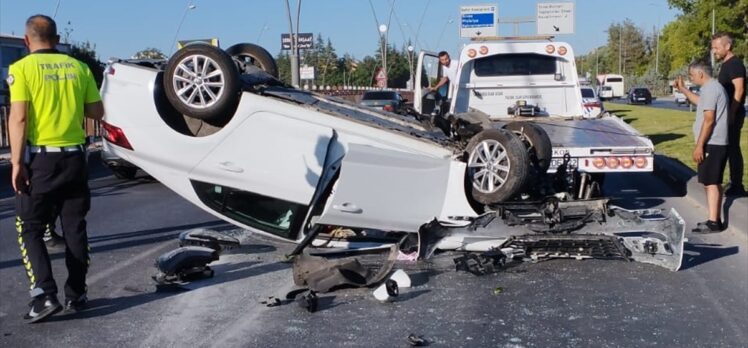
[465,129,530,205]
[225,43,279,78]
[164,43,241,122]
[503,121,552,173]
[111,166,137,180]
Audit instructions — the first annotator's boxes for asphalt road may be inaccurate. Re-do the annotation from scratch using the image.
[607,96,748,114]
[606,96,692,112]
[0,158,746,347]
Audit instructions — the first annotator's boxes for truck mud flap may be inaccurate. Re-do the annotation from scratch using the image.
[417,206,686,271]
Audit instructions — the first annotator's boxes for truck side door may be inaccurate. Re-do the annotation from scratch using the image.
[414,51,440,115]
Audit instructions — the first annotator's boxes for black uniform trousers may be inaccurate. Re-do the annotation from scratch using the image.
[16,149,90,299]
[727,111,745,188]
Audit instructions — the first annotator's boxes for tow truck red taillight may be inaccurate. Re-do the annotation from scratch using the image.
[102,121,133,150]
[620,156,634,169]
[584,102,601,108]
[591,156,649,170]
[593,157,606,169]
[635,156,648,168]
[606,157,620,169]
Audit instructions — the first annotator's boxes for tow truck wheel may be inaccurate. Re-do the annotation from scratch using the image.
[465,129,530,204]
[225,43,279,78]
[503,122,552,172]
[164,43,241,122]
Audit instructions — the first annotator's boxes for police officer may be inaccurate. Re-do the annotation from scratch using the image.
[7,14,104,323]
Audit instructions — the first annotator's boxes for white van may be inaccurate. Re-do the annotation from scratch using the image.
[596,74,624,99]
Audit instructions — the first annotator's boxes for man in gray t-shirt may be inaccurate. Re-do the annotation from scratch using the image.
[675,60,729,233]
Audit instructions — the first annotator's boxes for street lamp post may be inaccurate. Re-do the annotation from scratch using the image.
[169,2,196,56]
[648,3,662,76]
[654,25,659,75]
[256,23,269,43]
[407,45,414,90]
[710,3,715,68]
[379,24,388,88]
[618,26,623,75]
[435,19,454,50]
[595,48,599,80]
[285,0,302,88]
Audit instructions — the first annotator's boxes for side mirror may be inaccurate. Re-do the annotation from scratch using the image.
[554,73,564,81]
[402,98,409,103]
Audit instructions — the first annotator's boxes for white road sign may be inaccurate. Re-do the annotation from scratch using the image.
[300,65,315,80]
[536,2,575,35]
[460,4,498,38]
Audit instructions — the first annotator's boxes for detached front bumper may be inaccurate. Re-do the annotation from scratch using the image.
[418,204,686,271]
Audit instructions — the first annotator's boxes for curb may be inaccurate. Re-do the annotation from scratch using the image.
[654,153,748,237]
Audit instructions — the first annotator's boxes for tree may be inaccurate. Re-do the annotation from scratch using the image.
[661,0,748,76]
[132,48,166,60]
[69,41,104,87]
[604,19,648,77]
[275,52,291,84]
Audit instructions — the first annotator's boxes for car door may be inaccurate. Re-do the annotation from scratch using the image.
[189,110,334,241]
[414,51,440,115]
[316,144,477,233]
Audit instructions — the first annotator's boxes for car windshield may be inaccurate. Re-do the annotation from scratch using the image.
[581,88,595,98]
[362,92,397,100]
[473,53,558,76]
[607,77,623,82]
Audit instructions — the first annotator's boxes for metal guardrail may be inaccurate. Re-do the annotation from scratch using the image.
[0,105,103,149]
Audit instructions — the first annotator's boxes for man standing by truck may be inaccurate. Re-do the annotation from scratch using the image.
[711,32,746,196]
[676,61,730,233]
[430,51,458,100]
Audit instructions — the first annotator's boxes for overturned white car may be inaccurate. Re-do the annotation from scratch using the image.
[101,41,685,271]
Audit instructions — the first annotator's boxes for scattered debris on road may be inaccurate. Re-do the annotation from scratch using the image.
[406,333,429,346]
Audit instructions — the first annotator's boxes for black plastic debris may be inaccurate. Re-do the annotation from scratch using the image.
[178,228,240,252]
[453,249,507,276]
[260,297,282,307]
[296,290,318,313]
[152,246,218,285]
[406,334,428,346]
[373,279,399,302]
[292,245,397,293]
[385,279,399,297]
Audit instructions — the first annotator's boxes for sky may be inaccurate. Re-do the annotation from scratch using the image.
[0,0,681,61]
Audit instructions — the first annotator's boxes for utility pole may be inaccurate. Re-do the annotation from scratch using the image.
[379,24,388,88]
[285,0,302,87]
[654,25,659,75]
[169,2,196,56]
[618,27,622,75]
[595,48,599,81]
[710,5,715,69]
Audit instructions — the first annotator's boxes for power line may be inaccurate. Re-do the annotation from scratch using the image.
[414,0,432,50]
